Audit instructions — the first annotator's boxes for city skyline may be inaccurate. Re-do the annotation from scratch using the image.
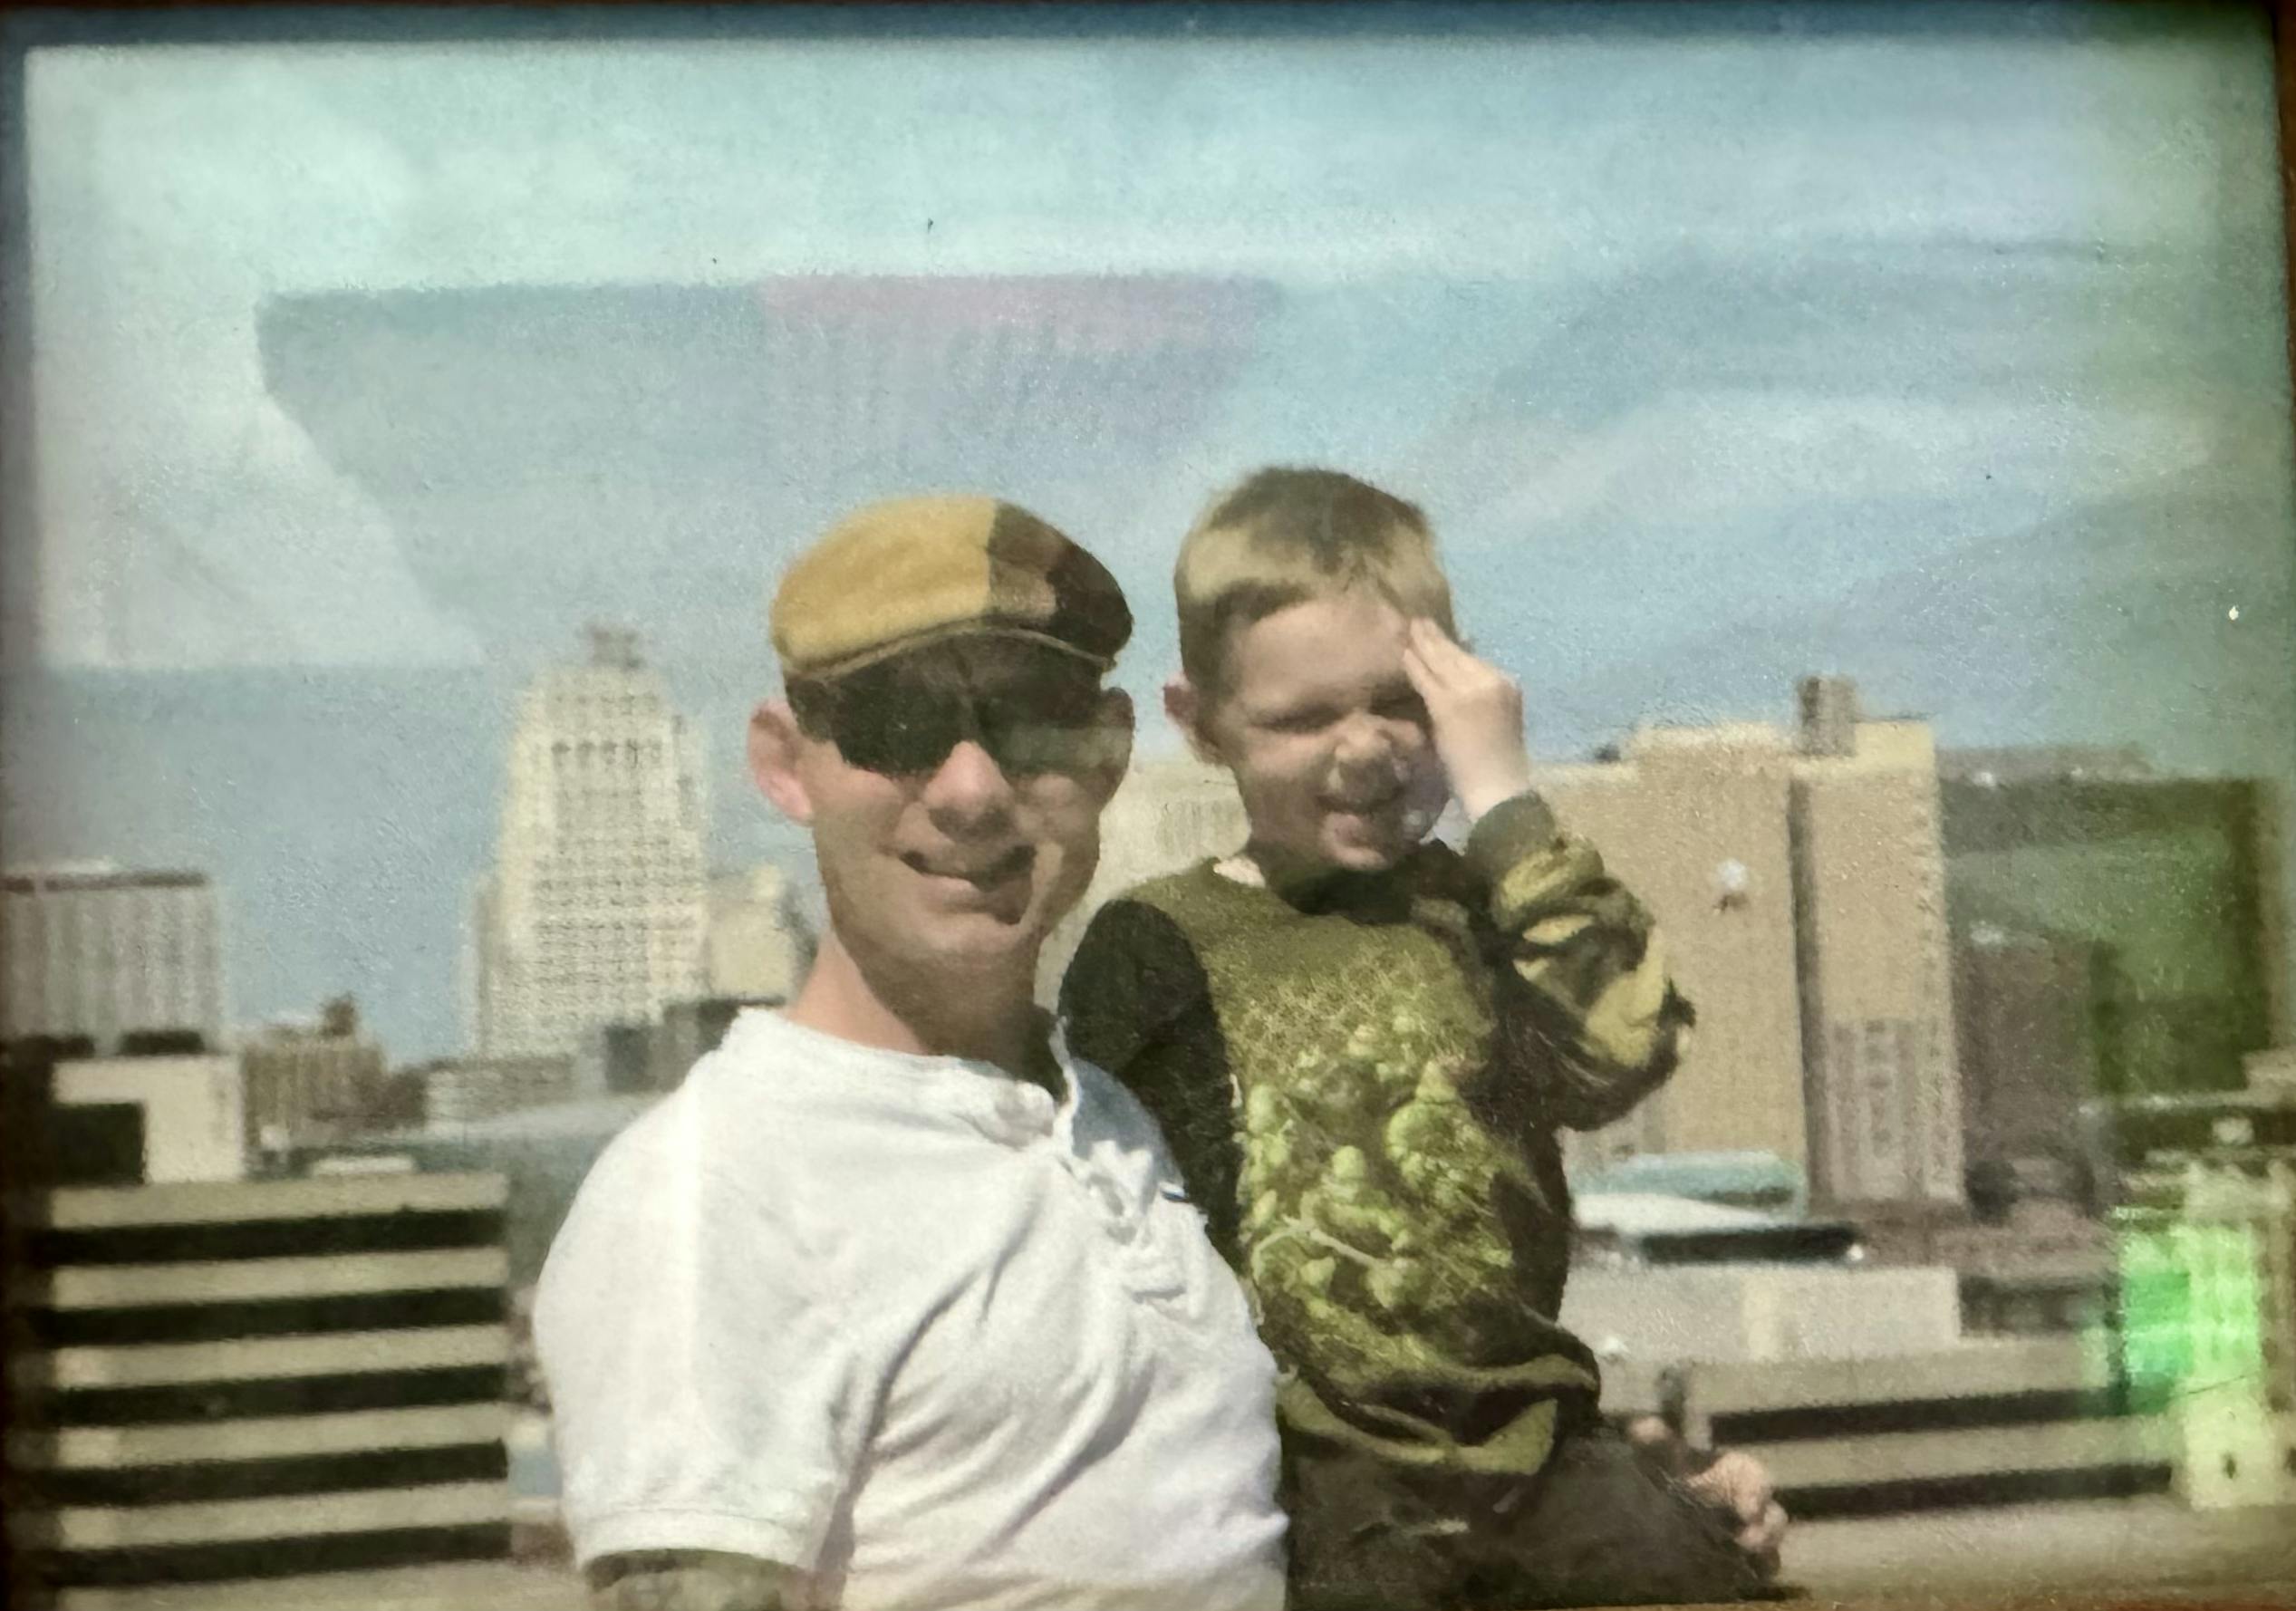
[7,656,2286,1068]
[6,3,2292,1062]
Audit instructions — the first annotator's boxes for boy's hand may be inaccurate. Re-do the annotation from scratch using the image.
[1401,619,1534,822]
[1626,1418,1789,1578]
[1686,1448,1789,1575]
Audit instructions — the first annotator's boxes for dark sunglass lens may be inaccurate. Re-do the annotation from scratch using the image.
[834,699,964,775]
[979,709,1105,776]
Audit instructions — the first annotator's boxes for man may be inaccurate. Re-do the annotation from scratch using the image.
[534,496,1288,1611]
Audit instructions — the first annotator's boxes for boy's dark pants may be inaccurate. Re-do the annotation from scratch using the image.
[1285,1421,1771,1610]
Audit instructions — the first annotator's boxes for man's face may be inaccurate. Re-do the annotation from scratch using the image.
[762,640,1130,989]
[1191,589,1449,878]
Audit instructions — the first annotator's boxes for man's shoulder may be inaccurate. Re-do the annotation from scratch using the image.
[563,1024,844,1221]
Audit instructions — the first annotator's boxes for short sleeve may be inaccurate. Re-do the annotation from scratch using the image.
[534,1099,873,1571]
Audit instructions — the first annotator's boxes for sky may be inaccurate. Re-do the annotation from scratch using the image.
[5,1,2293,1057]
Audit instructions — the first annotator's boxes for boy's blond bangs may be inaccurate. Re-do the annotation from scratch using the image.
[1174,468,1456,691]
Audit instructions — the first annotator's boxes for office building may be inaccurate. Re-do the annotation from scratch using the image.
[1790,684,1964,1211]
[242,996,388,1151]
[1953,925,2104,1176]
[470,627,709,1059]
[1940,753,2282,1102]
[420,1055,578,1128]
[1542,679,1963,1211]
[2,863,226,1051]
[1541,725,1808,1171]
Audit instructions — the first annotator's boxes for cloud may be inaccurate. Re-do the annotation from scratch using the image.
[18,10,2286,670]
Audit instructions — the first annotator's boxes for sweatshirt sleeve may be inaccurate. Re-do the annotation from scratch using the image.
[1060,896,1246,1259]
[1462,791,1695,1131]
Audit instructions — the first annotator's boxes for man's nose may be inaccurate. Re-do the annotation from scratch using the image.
[921,738,1017,826]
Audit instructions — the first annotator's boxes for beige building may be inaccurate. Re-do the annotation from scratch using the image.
[52,1050,247,1184]
[1542,725,1807,1170]
[2,863,227,1050]
[1790,686,1963,1210]
[242,996,389,1149]
[1544,678,1963,1211]
[706,863,807,1002]
[470,627,710,1059]
[422,1054,579,1127]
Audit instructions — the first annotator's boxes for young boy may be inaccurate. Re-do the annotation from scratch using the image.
[1061,468,1784,1610]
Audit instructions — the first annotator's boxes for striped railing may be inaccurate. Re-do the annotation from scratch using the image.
[1669,1336,2174,1518]
[6,1172,515,1597]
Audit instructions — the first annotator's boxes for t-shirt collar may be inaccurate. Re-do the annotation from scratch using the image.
[717,1006,1075,1146]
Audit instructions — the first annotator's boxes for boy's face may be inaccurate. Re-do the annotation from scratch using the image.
[757,640,1131,989]
[1184,590,1449,878]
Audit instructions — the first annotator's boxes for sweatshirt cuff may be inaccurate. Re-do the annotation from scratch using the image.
[1462,790,1562,884]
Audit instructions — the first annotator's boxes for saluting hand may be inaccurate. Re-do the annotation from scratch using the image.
[1399,618,1535,823]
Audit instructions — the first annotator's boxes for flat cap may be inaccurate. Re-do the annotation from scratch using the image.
[771,495,1132,679]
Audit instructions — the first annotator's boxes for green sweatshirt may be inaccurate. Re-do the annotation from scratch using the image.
[1059,792,1692,1479]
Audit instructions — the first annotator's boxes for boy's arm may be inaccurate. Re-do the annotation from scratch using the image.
[1061,897,1246,1256]
[1059,898,1169,1083]
[1463,791,1693,1130]
[1400,617,1691,1130]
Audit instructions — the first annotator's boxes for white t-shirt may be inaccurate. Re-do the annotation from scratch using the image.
[535,1009,1288,1611]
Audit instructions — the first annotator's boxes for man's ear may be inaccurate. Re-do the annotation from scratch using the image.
[1084,688,1134,803]
[748,699,815,825]
[1163,676,1221,767]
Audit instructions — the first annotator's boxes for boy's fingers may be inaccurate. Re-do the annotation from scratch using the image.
[1401,642,1447,697]
[1416,621,1500,686]
[1407,617,1456,658]
[1410,617,1465,666]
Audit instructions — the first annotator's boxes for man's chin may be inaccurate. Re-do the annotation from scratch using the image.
[913,908,1050,973]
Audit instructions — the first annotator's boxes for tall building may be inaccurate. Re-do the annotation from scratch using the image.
[1940,752,2282,1100]
[1790,680,1964,1211]
[1541,678,1964,1212]
[242,995,389,1150]
[470,627,709,1059]
[1,863,226,1050]
[1539,726,1806,1171]
[1953,925,2105,1176]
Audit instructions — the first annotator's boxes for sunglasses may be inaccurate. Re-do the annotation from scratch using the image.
[793,670,1117,779]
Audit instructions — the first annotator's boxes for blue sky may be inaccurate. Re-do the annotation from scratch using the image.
[7,2,2294,1055]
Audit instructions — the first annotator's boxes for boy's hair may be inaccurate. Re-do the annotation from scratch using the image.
[1175,467,1456,694]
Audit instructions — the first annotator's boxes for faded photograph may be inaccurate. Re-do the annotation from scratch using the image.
[4,3,2294,1608]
